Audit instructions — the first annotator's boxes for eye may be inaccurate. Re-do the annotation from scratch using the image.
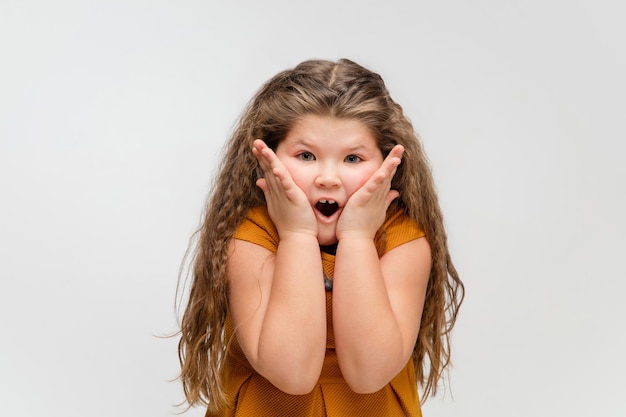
[297,152,316,161]
[344,154,362,163]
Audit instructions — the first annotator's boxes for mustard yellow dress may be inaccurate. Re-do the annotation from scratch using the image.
[211,205,425,417]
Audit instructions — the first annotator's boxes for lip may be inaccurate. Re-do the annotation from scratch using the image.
[314,206,342,224]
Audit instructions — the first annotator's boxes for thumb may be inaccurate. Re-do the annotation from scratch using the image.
[256,178,269,194]
[385,189,400,208]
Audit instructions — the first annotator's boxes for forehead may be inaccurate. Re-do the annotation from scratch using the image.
[282,115,379,150]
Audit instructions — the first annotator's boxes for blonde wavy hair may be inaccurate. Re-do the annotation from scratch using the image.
[177,58,464,413]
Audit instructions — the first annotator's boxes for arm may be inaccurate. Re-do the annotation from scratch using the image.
[332,144,431,392]
[332,236,431,393]
[227,140,327,394]
[228,235,327,394]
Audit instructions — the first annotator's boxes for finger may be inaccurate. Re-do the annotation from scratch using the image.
[253,140,286,191]
[252,142,273,173]
[273,166,305,202]
[380,145,403,175]
[257,152,297,198]
[256,177,269,194]
[369,155,400,188]
[383,147,403,173]
[253,140,305,204]
[253,140,284,178]
[387,144,404,160]
[252,151,270,180]
[261,149,287,182]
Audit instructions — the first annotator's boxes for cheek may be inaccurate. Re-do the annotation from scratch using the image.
[282,163,309,190]
[345,168,376,193]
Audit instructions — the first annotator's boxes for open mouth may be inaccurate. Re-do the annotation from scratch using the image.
[316,199,339,217]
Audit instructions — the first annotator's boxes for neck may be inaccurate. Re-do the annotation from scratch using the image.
[320,242,338,255]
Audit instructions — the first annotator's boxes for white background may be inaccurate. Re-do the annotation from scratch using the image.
[1,1,625,416]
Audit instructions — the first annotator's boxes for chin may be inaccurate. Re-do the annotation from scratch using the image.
[316,224,338,246]
[317,235,338,246]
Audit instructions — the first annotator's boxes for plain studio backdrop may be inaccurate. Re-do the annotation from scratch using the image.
[1,1,624,416]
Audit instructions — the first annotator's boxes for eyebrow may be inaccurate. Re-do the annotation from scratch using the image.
[290,138,313,147]
[346,144,372,152]
[290,138,375,151]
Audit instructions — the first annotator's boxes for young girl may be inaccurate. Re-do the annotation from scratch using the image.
[178,59,464,416]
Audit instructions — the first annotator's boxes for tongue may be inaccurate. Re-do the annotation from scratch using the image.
[316,201,338,217]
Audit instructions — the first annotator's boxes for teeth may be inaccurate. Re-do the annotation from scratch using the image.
[319,199,336,204]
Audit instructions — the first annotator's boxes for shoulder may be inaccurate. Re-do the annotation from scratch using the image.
[233,206,279,253]
[379,204,425,254]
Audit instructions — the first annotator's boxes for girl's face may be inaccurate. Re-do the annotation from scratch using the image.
[275,114,383,245]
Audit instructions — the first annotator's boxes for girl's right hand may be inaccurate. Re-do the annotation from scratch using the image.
[253,139,318,239]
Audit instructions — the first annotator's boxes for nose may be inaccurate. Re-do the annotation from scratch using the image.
[314,165,341,188]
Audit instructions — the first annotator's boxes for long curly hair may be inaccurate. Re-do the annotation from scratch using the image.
[177,58,464,413]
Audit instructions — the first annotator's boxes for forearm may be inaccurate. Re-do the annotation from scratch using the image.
[256,233,327,393]
[332,237,408,393]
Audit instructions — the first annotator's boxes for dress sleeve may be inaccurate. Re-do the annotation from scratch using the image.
[379,205,425,254]
[232,206,280,254]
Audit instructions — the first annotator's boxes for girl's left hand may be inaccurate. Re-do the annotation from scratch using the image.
[336,145,404,241]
